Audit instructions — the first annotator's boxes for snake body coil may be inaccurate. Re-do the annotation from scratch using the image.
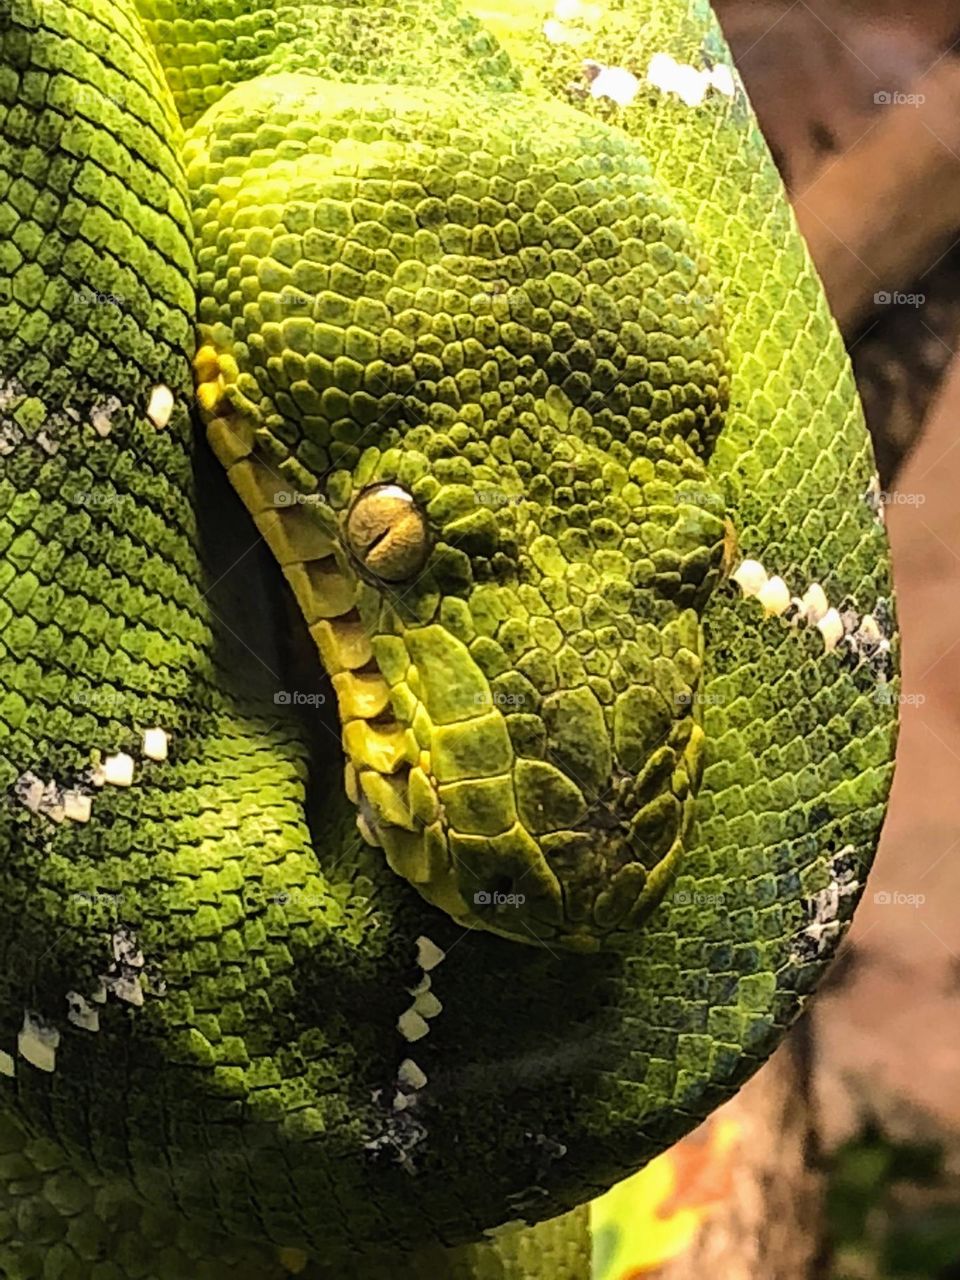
[0,1,896,1275]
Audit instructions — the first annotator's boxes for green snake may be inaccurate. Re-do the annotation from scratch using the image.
[0,0,897,1275]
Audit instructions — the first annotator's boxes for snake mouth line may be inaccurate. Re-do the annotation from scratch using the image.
[316,607,424,859]
[195,371,447,897]
[296,569,562,936]
[196,395,425,847]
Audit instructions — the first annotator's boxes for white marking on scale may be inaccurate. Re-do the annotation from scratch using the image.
[398,1059,428,1091]
[63,791,93,823]
[413,989,442,1020]
[415,936,446,971]
[584,60,640,106]
[397,1008,430,1042]
[66,992,100,1033]
[817,608,845,652]
[732,559,768,596]
[794,583,829,626]
[757,575,791,616]
[142,728,169,761]
[18,1012,60,1073]
[102,752,135,786]
[146,384,175,429]
[647,52,737,106]
[90,396,123,438]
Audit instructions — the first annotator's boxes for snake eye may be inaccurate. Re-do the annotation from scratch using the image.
[345,484,430,582]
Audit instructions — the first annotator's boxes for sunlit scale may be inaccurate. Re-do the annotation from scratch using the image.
[191,74,730,950]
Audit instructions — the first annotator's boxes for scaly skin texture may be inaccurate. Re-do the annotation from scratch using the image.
[188,63,728,949]
[0,0,896,1277]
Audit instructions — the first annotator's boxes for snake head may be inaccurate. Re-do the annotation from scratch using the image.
[191,74,730,950]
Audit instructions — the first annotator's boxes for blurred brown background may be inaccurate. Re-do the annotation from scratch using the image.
[634,4,960,1276]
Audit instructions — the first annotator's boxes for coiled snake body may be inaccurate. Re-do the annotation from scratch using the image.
[0,1,896,1275]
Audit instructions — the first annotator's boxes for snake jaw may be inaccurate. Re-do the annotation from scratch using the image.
[322,596,712,951]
